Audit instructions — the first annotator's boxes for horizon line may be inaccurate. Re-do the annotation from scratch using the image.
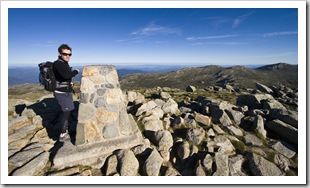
[8,62,297,68]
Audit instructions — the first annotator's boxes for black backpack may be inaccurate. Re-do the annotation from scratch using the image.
[38,61,57,92]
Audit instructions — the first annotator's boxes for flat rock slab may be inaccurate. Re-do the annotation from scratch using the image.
[53,130,143,169]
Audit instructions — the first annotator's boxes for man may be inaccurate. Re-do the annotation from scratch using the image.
[53,44,79,142]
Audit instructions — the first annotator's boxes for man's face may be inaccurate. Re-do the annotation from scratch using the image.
[59,49,72,62]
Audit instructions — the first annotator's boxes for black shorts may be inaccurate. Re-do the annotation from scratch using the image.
[54,91,74,112]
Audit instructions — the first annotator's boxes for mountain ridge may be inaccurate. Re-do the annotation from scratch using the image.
[119,62,298,90]
[8,63,298,91]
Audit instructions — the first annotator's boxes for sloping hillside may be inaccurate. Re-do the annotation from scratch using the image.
[119,63,298,90]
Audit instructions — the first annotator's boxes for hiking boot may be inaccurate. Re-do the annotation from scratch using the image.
[59,132,70,142]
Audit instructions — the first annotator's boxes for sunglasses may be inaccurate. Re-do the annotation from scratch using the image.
[61,53,72,57]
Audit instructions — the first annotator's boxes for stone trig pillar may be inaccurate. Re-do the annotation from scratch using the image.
[76,65,133,145]
[53,65,143,168]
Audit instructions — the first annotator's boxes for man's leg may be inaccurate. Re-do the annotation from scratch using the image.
[60,111,70,133]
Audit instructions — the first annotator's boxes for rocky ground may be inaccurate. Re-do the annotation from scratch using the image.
[7,82,298,176]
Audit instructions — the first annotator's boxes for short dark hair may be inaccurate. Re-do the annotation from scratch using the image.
[58,44,72,53]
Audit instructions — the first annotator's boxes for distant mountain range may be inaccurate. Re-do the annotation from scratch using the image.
[8,64,202,86]
[7,66,148,86]
[8,63,297,90]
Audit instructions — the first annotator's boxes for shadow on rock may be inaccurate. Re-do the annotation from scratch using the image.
[26,98,79,144]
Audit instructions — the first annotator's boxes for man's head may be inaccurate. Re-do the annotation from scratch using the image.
[58,44,72,62]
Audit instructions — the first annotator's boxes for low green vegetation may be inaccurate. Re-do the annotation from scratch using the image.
[230,140,247,154]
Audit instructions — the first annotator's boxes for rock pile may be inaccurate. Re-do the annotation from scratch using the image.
[7,71,298,176]
[120,82,297,176]
[8,98,57,175]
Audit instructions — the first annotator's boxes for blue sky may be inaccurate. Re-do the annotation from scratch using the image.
[8,8,298,67]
